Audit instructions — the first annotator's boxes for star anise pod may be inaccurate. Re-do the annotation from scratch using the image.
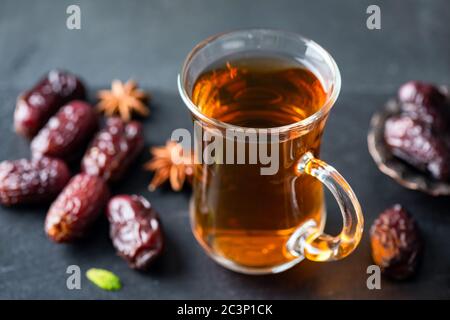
[97,79,149,121]
[144,141,193,191]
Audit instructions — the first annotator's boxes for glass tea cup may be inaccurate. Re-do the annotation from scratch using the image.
[178,29,363,274]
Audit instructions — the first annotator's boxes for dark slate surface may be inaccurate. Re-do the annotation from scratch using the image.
[0,0,449,299]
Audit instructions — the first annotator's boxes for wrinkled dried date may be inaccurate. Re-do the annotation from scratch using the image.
[81,117,144,183]
[45,173,109,243]
[384,115,450,180]
[0,157,71,206]
[398,81,449,132]
[398,81,447,108]
[31,101,98,161]
[106,195,163,270]
[370,204,423,280]
[14,70,86,138]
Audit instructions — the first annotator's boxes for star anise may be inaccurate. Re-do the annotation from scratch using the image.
[144,141,193,191]
[97,79,149,121]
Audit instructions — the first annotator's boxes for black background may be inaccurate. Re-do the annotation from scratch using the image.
[0,0,449,299]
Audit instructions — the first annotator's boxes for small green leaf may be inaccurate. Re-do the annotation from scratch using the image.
[86,268,122,291]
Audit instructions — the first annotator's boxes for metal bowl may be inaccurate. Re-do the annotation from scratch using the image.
[367,91,450,196]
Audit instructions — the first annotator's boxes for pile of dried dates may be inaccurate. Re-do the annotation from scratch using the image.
[0,70,163,271]
[384,81,450,181]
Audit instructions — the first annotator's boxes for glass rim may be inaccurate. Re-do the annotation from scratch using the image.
[178,28,341,133]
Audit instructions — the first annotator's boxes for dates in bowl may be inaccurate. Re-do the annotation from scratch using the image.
[368,81,450,195]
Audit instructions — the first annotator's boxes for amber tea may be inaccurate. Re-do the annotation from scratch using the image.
[190,54,329,269]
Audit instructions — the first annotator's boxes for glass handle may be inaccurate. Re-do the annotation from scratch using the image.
[288,152,364,262]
